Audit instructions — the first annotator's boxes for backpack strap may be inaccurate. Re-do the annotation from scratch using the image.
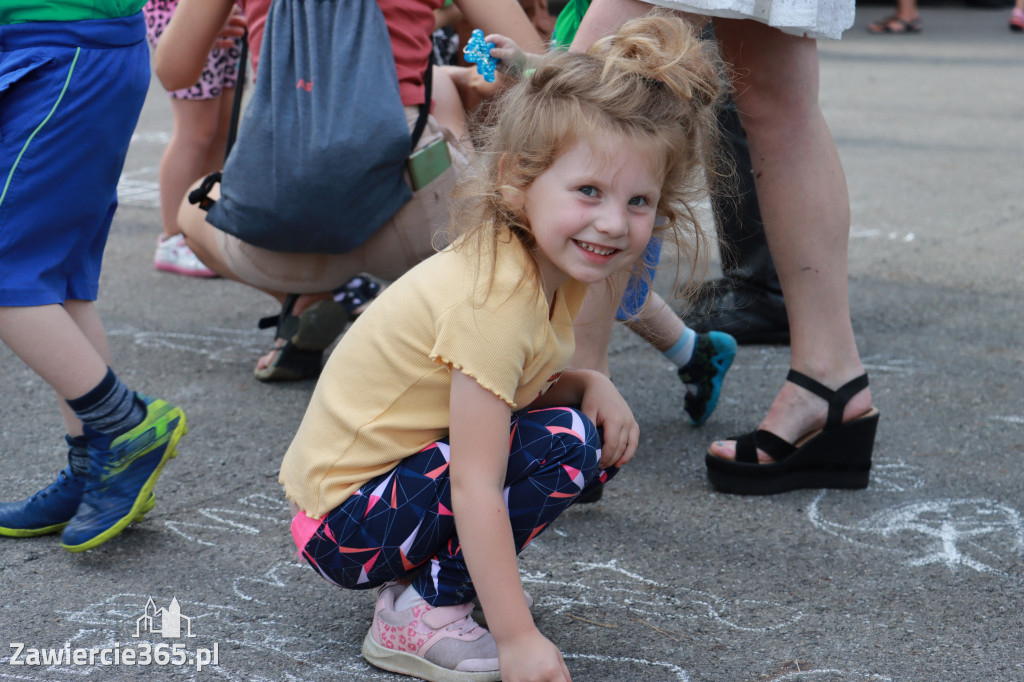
[224,29,249,158]
[409,50,433,151]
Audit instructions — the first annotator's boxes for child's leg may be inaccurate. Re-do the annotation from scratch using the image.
[294,408,605,680]
[159,97,228,240]
[0,14,185,549]
[205,86,236,171]
[0,305,109,405]
[413,407,608,606]
[572,236,737,426]
[626,292,737,427]
[294,408,607,601]
[57,300,113,436]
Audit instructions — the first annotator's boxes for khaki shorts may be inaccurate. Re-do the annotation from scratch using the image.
[214,110,463,293]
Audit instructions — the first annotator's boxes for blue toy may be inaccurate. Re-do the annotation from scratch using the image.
[463,28,497,83]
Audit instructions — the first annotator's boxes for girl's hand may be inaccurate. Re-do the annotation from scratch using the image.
[485,33,531,78]
[499,629,572,682]
[215,5,247,49]
[579,372,639,469]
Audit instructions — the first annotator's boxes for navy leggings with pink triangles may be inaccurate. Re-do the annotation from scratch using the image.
[296,406,615,606]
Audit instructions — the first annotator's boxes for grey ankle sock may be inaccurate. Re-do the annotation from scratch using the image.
[66,368,145,437]
[65,435,90,477]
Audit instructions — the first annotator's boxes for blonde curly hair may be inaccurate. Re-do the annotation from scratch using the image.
[449,13,727,307]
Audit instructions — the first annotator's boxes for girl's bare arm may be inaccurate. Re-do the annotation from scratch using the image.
[449,370,571,681]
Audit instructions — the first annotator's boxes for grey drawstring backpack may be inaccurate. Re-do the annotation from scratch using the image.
[193,0,430,254]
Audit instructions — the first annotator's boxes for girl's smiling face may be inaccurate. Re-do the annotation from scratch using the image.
[520,133,664,300]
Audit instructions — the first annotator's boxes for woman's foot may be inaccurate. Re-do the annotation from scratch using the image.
[254,293,336,377]
[1010,7,1024,32]
[708,369,873,463]
[255,277,384,380]
[866,14,922,34]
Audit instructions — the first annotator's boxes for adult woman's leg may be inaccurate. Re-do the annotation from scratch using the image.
[707,18,872,461]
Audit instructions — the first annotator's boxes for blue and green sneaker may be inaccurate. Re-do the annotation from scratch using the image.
[677,331,738,427]
[0,464,155,538]
[61,395,185,552]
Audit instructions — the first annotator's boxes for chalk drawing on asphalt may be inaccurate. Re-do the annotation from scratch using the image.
[850,227,915,243]
[38,590,387,682]
[28,565,699,682]
[563,653,690,681]
[865,460,927,493]
[808,493,1024,578]
[108,326,267,363]
[769,671,893,682]
[116,167,160,208]
[522,559,803,633]
[164,493,288,547]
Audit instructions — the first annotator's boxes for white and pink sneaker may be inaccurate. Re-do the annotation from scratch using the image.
[362,583,501,682]
[154,234,217,278]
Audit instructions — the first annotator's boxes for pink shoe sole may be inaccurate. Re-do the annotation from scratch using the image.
[153,262,219,278]
[1011,8,1024,31]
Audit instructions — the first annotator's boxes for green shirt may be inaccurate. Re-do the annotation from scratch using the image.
[551,0,591,49]
[0,0,147,25]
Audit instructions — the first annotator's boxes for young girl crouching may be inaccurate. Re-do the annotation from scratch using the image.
[279,14,723,682]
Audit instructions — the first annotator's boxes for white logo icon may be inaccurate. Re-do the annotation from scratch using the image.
[134,598,195,639]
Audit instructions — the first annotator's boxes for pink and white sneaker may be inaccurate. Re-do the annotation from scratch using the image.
[1011,7,1024,32]
[362,583,501,682]
[154,234,218,278]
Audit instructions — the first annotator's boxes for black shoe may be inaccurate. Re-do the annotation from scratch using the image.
[684,279,789,345]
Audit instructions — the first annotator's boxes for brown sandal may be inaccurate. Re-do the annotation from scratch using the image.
[867,15,922,33]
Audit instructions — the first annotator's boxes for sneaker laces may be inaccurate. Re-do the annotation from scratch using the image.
[27,469,73,502]
[445,614,483,637]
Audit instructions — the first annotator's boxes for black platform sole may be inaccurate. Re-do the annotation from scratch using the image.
[705,409,879,495]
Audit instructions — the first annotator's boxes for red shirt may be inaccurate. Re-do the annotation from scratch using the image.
[377,0,443,106]
[243,0,438,105]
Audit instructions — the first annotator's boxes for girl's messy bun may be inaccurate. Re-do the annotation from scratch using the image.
[589,14,720,110]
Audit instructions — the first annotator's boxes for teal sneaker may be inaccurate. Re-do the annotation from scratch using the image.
[61,395,185,552]
[677,331,738,427]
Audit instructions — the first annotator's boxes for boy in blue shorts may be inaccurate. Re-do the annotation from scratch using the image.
[0,3,187,552]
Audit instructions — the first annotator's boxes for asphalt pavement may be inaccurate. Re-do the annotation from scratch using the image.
[1,6,1022,681]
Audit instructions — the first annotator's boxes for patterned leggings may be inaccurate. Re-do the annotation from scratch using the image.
[292,407,616,606]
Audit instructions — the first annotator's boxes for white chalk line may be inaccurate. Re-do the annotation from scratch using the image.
[164,493,289,547]
[107,326,267,363]
[116,166,160,208]
[562,652,690,680]
[866,460,927,493]
[770,670,893,682]
[45,591,375,682]
[522,558,803,634]
[851,228,915,243]
[808,491,1024,579]
[990,415,1024,425]
[130,131,172,145]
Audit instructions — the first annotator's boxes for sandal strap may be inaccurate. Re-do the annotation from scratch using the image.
[735,429,795,464]
[257,294,301,333]
[786,369,870,431]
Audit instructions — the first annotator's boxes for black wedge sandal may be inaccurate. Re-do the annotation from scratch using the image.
[705,369,880,495]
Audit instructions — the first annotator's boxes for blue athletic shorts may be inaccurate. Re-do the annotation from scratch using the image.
[616,237,662,321]
[0,14,149,306]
